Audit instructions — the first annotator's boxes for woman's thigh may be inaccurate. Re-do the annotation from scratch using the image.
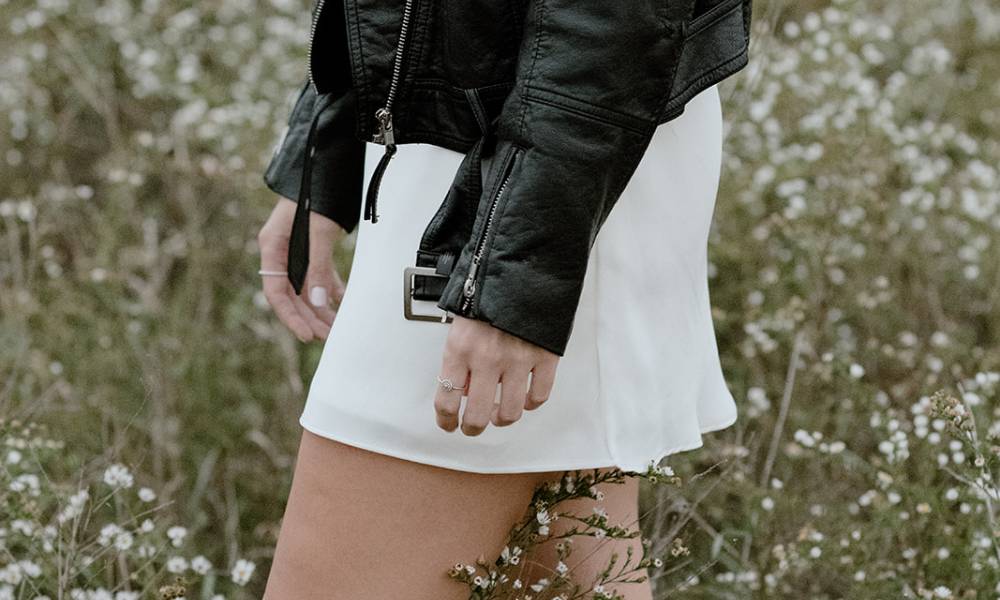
[264,429,560,600]
[518,470,652,600]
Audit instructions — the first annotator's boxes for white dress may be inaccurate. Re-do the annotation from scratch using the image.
[299,83,738,474]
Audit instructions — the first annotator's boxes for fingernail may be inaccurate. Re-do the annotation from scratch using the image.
[309,286,328,307]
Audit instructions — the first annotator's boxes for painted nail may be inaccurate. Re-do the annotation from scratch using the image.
[309,286,328,307]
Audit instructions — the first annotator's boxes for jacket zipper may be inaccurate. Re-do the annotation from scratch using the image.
[372,0,415,147]
[307,0,327,93]
[460,148,520,314]
[363,0,417,222]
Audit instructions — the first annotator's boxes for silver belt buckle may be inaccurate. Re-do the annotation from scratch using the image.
[403,266,454,323]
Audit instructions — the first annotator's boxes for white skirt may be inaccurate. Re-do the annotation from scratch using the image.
[299,83,738,474]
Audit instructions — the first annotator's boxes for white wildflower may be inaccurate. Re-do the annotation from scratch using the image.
[102,464,134,489]
[191,555,212,575]
[166,526,187,547]
[166,556,188,573]
[230,559,255,586]
[137,487,157,502]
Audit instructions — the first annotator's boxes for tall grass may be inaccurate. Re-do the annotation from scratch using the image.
[2,0,999,597]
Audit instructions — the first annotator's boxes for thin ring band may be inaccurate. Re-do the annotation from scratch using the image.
[436,375,466,392]
[258,269,288,277]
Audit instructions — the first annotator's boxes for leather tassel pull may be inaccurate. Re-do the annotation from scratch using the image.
[287,92,335,296]
[364,141,396,223]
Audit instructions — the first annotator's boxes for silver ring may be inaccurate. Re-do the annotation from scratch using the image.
[258,269,288,277]
[436,375,466,392]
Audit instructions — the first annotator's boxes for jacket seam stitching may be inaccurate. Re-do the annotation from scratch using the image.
[686,0,743,36]
[651,25,688,125]
[347,0,369,141]
[522,85,650,134]
[516,0,545,139]
[665,49,748,112]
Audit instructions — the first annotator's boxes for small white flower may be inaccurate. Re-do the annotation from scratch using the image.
[19,561,41,578]
[114,531,134,551]
[166,557,189,574]
[102,464,134,489]
[11,519,34,536]
[9,474,41,495]
[530,577,550,592]
[166,526,187,547]
[57,489,90,524]
[98,524,122,547]
[5,450,21,465]
[555,561,568,575]
[538,525,549,536]
[230,559,255,586]
[137,487,157,503]
[191,556,212,575]
[139,519,155,533]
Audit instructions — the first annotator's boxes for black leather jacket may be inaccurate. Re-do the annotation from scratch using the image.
[263,0,753,356]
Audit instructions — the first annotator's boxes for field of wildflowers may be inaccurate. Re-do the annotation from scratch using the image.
[2,0,999,597]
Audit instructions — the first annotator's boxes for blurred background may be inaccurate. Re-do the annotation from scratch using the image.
[2,0,999,597]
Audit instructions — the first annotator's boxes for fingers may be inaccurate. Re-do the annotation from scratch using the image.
[492,368,529,427]
[525,360,556,411]
[433,362,468,433]
[435,315,561,436]
[260,272,315,343]
[461,367,500,437]
[301,214,343,329]
[258,197,346,343]
[290,288,332,339]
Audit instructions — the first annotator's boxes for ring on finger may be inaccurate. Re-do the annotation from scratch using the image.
[436,375,466,392]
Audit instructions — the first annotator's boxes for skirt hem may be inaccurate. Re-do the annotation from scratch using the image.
[298,408,738,475]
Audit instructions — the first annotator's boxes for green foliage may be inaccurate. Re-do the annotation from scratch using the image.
[2,0,1000,598]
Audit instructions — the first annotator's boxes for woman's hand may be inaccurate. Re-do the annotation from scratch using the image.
[257,197,347,342]
[435,316,560,436]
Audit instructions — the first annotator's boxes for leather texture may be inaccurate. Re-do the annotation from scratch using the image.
[263,0,753,356]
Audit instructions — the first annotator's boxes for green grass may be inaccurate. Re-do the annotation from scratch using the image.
[2,0,1000,597]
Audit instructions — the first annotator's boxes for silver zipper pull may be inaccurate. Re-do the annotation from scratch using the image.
[462,255,481,298]
[373,107,395,146]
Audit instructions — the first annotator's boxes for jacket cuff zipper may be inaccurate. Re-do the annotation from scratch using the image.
[460,146,521,315]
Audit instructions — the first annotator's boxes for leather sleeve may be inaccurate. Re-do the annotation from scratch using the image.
[262,78,367,235]
[434,1,695,356]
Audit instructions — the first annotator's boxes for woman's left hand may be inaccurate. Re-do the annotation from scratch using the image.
[435,316,560,435]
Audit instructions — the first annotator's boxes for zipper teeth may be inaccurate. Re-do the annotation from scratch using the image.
[384,0,415,114]
[306,0,327,91]
[461,150,519,313]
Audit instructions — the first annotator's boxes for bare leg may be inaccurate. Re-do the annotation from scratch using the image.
[518,469,653,600]
[264,430,559,599]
